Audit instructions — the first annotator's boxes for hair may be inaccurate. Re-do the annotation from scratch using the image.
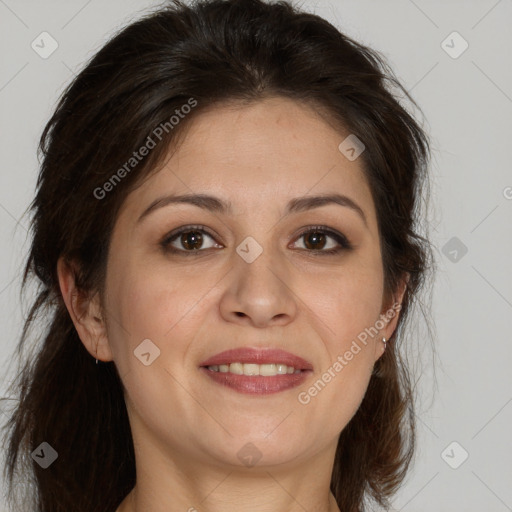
[0,0,436,510]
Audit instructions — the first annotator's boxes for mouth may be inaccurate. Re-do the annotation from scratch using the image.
[199,347,313,395]
[203,362,303,375]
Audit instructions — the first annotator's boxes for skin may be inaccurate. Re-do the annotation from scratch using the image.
[58,96,406,512]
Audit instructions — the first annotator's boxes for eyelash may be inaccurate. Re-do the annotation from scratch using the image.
[160,224,353,256]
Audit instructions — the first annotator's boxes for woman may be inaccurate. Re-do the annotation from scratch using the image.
[1,0,435,510]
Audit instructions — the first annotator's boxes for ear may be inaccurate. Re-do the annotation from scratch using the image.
[374,273,409,359]
[57,256,114,362]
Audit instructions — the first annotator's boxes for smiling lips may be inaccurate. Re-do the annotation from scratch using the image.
[199,347,313,395]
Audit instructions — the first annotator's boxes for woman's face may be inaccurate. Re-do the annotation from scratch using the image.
[86,97,402,470]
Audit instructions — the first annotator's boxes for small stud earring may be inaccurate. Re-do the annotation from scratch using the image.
[382,337,387,350]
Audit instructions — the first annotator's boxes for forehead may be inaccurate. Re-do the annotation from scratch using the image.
[117,97,377,227]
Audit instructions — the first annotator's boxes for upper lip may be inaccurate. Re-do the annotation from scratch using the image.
[199,347,313,371]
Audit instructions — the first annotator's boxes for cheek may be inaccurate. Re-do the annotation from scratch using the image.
[301,263,384,347]
[297,285,379,435]
[105,259,215,367]
[104,268,207,420]
[295,263,383,412]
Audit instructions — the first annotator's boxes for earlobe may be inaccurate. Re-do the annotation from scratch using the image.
[57,257,113,362]
[378,273,409,351]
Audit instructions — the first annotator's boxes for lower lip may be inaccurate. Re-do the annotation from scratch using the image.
[199,367,312,395]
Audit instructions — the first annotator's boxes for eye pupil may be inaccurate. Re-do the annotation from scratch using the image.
[181,231,203,250]
[304,232,326,250]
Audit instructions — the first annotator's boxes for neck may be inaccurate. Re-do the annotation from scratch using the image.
[115,442,341,512]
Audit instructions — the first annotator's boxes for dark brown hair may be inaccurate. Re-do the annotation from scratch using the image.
[1,0,435,510]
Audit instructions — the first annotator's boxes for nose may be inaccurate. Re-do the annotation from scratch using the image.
[218,246,298,328]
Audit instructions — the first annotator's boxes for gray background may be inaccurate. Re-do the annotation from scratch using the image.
[1,0,511,511]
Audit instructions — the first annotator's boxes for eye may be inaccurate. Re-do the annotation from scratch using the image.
[290,226,353,255]
[160,224,353,256]
[160,225,220,255]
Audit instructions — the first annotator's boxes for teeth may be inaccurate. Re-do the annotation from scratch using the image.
[207,362,302,375]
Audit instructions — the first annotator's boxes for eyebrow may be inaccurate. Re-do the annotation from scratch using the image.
[137,192,368,227]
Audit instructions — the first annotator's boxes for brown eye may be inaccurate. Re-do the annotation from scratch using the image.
[161,225,220,254]
[292,226,352,255]
[160,224,352,257]
[303,231,327,250]
[179,230,204,251]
